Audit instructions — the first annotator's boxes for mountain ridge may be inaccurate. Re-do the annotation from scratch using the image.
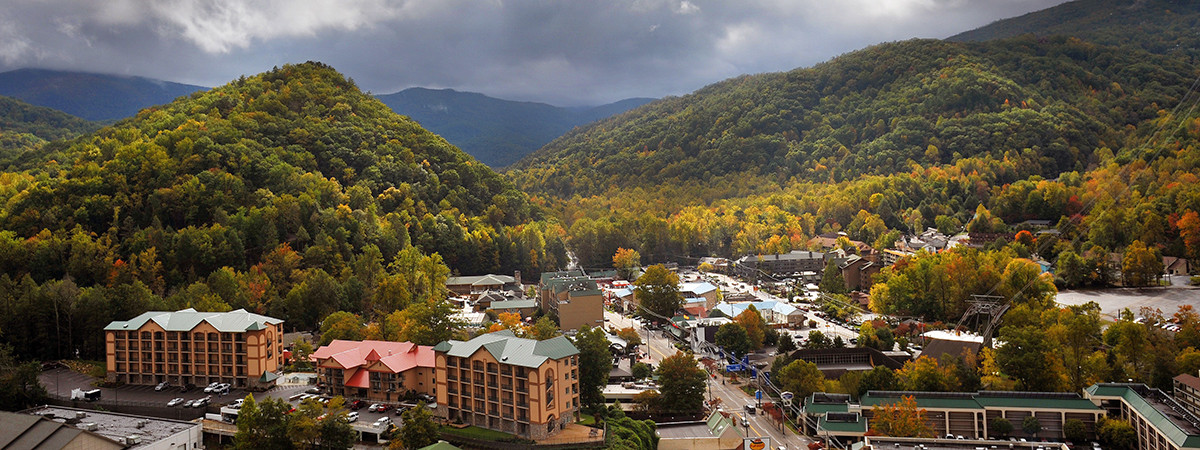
[376,87,654,167]
[0,68,207,121]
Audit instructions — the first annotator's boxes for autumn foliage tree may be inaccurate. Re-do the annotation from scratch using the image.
[869,396,934,438]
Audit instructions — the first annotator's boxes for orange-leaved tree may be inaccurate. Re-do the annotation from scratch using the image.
[869,395,934,438]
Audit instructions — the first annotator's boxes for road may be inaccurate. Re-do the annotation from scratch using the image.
[605,308,811,449]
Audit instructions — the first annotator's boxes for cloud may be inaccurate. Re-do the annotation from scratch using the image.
[0,0,1073,105]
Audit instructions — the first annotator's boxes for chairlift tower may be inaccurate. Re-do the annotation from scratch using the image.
[954,294,1008,348]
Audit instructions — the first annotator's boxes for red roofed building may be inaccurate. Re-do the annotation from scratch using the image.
[312,340,436,402]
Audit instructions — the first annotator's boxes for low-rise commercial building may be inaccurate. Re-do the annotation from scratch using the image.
[734,251,828,279]
[312,340,436,402]
[104,308,284,389]
[16,406,203,450]
[433,330,580,440]
[539,275,604,331]
[802,390,1103,442]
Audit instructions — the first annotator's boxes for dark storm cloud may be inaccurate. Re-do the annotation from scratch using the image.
[0,0,1070,105]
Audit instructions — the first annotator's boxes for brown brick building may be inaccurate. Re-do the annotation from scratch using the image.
[433,330,580,440]
[104,308,284,390]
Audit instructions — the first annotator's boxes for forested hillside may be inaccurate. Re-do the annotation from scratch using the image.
[377,87,653,167]
[0,68,206,121]
[0,62,567,362]
[511,36,1194,199]
[949,0,1200,61]
[0,95,98,167]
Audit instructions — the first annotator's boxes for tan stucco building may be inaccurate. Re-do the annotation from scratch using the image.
[104,308,284,390]
[433,330,580,440]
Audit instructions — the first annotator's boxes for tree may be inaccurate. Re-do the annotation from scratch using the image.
[857,366,898,398]
[634,265,681,323]
[777,332,797,354]
[734,306,768,349]
[777,359,825,400]
[1097,417,1137,450]
[715,322,751,357]
[319,311,365,346]
[806,330,830,349]
[990,417,1014,438]
[1063,418,1087,443]
[317,398,356,449]
[398,402,439,450]
[391,298,465,345]
[613,247,642,280]
[233,394,293,450]
[291,339,314,371]
[869,395,934,437]
[573,325,612,408]
[1022,415,1042,438]
[1122,240,1163,287]
[996,326,1059,391]
[632,362,653,380]
[616,327,643,347]
[896,356,958,392]
[820,259,847,294]
[655,352,706,414]
[529,316,561,340]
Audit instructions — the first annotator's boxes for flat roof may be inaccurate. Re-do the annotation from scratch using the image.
[862,436,1071,450]
[23,406,198,449]
[656,423,716,438]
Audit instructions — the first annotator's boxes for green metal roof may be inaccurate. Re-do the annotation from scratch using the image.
[437,330,578,368]
[489,299,538,310]
[818,416,868,433]
[805,403,850,415]
[1085,384,1200,449]
[105,308,282,333]
[860,392,981,410]
[973,395,1099,411]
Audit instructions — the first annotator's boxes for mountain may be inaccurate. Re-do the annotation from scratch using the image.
[0,95,99,165]
[948,0,1200,59]
[0,68,207,121]
[376,87,654,167]
[0,62,569,360]
[509,36,1194,199]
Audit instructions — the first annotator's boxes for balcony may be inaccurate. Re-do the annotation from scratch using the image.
[502,396,513,404]
[517,414,529,422]
[488,396,498,402]
[501,384,512,391]
[447,373,458,381]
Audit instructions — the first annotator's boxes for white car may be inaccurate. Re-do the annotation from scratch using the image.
[203,382,221,393]
[229,398,244,409]
[346,412,359,423]
[167,398,185,407]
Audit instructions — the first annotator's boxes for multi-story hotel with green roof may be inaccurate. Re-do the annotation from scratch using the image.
[104,308,284,390]
[433,330,580,440]
[1086,383,1200,450]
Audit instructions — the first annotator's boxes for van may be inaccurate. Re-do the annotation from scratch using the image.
[745,404,756,414]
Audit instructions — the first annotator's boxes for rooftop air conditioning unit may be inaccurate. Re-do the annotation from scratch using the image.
[125,435,141,445]
[81,423,99,431]
[75,411,87,419]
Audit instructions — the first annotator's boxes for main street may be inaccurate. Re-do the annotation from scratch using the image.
[605,308,811,449]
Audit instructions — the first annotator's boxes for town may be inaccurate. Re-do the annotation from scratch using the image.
[10,225,1200,450]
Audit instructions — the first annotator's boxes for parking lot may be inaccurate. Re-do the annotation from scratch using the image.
[1056,284,1200,321]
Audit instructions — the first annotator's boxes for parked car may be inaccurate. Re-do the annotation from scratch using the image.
[155,381,171,391]
[203,382,221,393]
[167,398,185,407]
[349,400,366,410]
[346,412,359,423]
[229,398,244,409]
[180,383,195,393]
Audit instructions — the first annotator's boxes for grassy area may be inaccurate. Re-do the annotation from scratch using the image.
[441,425,526,442]
[578,413,597,426]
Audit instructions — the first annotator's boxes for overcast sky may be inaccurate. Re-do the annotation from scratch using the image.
[0,0,1071,106]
